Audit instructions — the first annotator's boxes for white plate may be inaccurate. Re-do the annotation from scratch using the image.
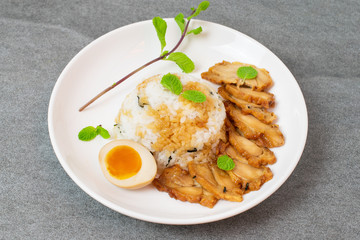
[48,19,308,225]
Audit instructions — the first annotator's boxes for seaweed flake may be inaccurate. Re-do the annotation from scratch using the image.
[137,95,148,108]
[187,148,197,153]
[137,96,144,108]
[166,156,172,167]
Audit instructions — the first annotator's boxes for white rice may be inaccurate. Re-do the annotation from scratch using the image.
[114,73,226,172]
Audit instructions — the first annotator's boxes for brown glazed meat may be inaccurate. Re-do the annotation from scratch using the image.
[152,165,218,208]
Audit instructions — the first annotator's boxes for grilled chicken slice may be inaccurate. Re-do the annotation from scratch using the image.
[226,102,284,148]
[225,84,275,109]
[201,61,273,91]
[188,161,243,202]
[225,145,273,192]
[225,118,276,167]
[217,141,273,192]
[153,165,218,208]
[229,159,273,193]
[218,86,276,124]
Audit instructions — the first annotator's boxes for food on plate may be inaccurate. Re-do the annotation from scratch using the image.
[225,101,284,148]
[201,61,273,91]
[78,125,110,141]
[218,86,276,124]
[188,161,243,202]
[106,60,284,207]
[114,73,226,174]
[224,84,275,109]
[217,141,273,192]
[98,139,157,189]
[152,165,218,208]
[225,118,276,167]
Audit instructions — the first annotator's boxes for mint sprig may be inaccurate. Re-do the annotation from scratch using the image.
[161,73,183,95]
[165,52,195,73]
[182,90,206,103]
[79,1,210,111]
[187,1,210,20]
[174,13,185,34]
[78,126,98,141]
[153,17,167,53]
[96,125,110,139]
[237,66,258,80]
[78,125,110,141]
[160,73,207,103]
[187,26,203,35]
[217,155,235,171]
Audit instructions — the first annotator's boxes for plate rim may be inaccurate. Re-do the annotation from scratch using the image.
[48,19,308,225]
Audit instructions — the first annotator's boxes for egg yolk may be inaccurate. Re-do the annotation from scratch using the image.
[105,145,142,180]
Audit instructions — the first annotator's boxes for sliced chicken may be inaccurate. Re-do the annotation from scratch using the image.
[217,141,273,192]
[226,102,284,148]
[201,61,273,91]
[152,165,218,208]
[229,159,273,193]
[225,84,275,109]
[188,161,243,202]
[225,118,276,167]
[218,86,276,124]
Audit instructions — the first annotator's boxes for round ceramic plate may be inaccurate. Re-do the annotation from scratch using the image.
[48,19,308,225]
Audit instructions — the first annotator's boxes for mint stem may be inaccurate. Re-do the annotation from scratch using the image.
[79,11,195,112]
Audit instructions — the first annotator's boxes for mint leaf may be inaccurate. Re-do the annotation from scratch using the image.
[161,73,183,95]
[175,13,185,34]
[166,52,195,73]
[181,90,206,103]
[237,66,258,80]
[96,125,110,139]
[217,155,235,171]
[187,1,210,20]
[152,17,167,53]
[78,126,97,141]
[187,26,203,35]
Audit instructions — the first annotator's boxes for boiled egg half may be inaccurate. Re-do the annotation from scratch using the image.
[99,139,157,189]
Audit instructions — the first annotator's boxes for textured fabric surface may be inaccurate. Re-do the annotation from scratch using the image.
[1,0,359,239]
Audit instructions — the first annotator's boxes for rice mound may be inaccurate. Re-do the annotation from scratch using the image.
[114,73,226,173]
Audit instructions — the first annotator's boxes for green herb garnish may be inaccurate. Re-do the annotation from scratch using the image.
[165,52,195,73]
[182,90,206,103]
[217,155,235,171]
[96,125,110,139]
[187,1,210,20]
[174,13,185,34]
[161,73,206,103]
[78,125,110,141]
[187,26,203,35]
[152,17,167,53]
[237,66,258,80]
[78,126,98,141]
[79,1,210,111]
[161,73,183,95]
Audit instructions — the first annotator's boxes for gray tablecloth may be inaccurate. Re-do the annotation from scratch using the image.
[1,0,359,239]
